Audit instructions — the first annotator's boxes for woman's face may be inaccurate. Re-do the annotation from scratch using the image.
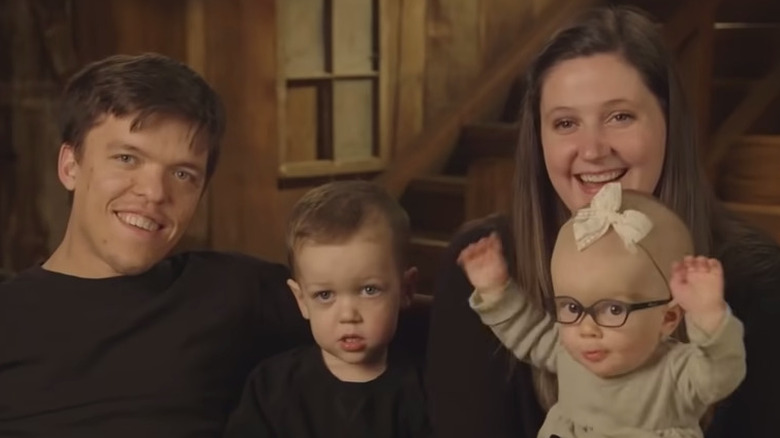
[539,53,667,212]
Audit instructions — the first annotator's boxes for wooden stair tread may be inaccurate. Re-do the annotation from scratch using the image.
[726,201,780,215]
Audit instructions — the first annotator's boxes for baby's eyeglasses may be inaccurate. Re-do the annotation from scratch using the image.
[552,296,672,328]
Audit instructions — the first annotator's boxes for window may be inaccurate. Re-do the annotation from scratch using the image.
[278,0,387,178]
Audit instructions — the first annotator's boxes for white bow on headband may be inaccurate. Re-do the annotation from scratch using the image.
[572,182,653,253]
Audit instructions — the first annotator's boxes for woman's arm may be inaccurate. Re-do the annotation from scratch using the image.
[425,215,544,438]
[708,222,780,438]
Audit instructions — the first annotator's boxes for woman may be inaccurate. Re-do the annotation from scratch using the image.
[425,5,780,438]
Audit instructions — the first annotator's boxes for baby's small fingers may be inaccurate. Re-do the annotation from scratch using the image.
[670,264,688,284]
[707,258,722,273]
[487,237,500,252]
[457,246,476,264]
[684,255,705,272]
[671,259,689,276]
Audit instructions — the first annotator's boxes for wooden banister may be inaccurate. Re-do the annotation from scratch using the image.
[375,0,597,198]
[706,61,780,178]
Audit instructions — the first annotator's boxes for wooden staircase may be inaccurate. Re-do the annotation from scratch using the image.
[395,0,780,295]
[710,1,780,241]
[401,123,517,294]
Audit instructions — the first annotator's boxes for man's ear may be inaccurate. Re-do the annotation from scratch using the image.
[400,266,418,309]
[58,143,79,191]
[661,303,683,339]
[286,279,309,320]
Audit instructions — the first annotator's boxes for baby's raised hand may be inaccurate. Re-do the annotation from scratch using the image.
[457,232,509,296]
[669,255,728,334]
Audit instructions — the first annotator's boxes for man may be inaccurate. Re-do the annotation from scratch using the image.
[0,53,311,437]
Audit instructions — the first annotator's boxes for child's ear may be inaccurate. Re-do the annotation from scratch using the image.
[400,266,418,308]
[286,279,310,320]
[660,303,683,338]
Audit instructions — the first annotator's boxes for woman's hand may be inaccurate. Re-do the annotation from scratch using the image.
[457,232,510,296]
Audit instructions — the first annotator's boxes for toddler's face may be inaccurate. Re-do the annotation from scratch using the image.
[288,222,413,381]
[552,234,680,378]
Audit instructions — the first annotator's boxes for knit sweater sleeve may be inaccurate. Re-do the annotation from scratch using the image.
[469,281,559,373]
[668,310,747,411]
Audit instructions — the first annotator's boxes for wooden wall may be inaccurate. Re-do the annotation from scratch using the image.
[43,0,537,264]
[425,0,537,122]
[2,0,66,271]
[2,0,547,268]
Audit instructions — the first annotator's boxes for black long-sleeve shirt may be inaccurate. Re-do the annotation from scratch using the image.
[223,344,432,438]
[0,251,312,438]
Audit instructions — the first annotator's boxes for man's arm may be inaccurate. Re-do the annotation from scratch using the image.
[252,260,313,361]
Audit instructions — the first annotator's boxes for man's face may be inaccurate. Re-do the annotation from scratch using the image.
[57,113,207,277]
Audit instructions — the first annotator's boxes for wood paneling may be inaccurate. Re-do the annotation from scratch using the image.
[425,0,482,122]
[7,0,55,270]
[73,0,188,62]
[202,0,282,260]
[674,10,716,141]
[465,158,514,221]
[388,0,425,155]
[481,0,533,69]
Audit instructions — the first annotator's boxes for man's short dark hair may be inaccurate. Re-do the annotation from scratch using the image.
[60,53,226,181]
